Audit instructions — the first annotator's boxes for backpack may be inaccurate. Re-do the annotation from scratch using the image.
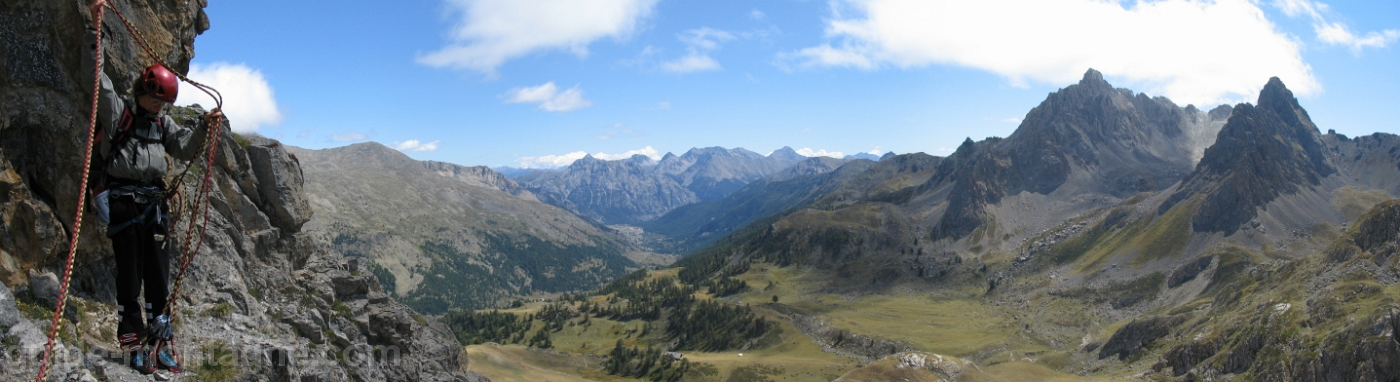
[89,106,137,197]
[89,105,170,193]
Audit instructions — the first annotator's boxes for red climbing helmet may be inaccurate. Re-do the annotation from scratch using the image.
[139,64,178,103]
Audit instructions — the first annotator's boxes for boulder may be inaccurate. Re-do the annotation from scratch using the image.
[26,269,60,306]
[247,140,312,233]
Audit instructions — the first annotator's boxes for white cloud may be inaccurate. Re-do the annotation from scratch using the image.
[393,139,441,152]
[518,151,588,169]
[418,0,657,75]
[177,62,282,133]
[662,28,734,73]
[867,146,884,155]
[595,146,661,161]
[1276,0,1399,53]
[331,132,367,142]
[662,53,722,73]
[787,0,1322,107]
[796,148,844,158]
[502,82,593,112]
[750,9,766,20]
[517,146,661,168]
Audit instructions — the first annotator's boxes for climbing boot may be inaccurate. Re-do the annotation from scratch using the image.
[127,345,156,375]
[156,343,181,372]
[119,333,154,375]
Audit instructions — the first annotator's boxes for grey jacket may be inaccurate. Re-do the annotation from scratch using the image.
[82,28,209,186]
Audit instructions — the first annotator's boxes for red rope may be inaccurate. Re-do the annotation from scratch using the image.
[33,4,104,381]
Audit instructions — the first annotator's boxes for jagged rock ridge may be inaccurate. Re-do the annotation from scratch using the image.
[928,69,1226,239]
[519,146,807,225]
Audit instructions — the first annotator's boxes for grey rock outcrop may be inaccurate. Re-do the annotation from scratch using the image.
[424,160,537,201]
[246,137,312,233]
[26,270,59,306]
[1099,314,1186,361]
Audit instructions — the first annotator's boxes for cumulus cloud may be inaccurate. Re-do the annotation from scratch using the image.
[786,0,1322,107]
[518,151,588,169]
[393,140,441,152]
[595,146,662,161]
[418,0,657,75]
[1275,0,1399,54]
[796,148,844,158]
[662,28,734,73]
[502,82,593,112]
[517,146,662,168]
[177,62,282,133]
[330,132,367,142]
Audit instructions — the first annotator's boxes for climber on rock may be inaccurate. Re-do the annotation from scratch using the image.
[83,0,222,375]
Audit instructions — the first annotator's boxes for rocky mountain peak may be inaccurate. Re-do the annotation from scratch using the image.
[626,154,656,166]
[1160,77,1335,234]
[1256,76,1313,128]
[769,146,805,163]
[1079,68,1108,86]
[569,154,606,168]
[1207,104,1234,121]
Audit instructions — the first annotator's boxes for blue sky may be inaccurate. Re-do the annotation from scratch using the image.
[178,0,1399,169]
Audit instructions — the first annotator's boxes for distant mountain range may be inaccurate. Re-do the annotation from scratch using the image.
[514,146,811,225]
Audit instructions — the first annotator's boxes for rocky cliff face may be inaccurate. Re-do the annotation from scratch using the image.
[0,2,468,380]
[423,160,538,201]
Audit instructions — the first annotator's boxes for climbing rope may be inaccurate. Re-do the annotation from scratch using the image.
[32,4,106,381]
[34,2,225,380]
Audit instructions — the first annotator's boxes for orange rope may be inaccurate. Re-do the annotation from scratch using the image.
[33,4,104,380]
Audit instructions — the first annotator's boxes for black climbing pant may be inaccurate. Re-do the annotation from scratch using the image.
[109,193,170,340]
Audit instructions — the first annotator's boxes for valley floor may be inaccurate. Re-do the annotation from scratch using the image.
[460,265,1115,381]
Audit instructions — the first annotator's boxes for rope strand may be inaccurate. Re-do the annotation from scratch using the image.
[33,4,104,380]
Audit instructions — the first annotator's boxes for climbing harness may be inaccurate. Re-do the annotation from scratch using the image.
[34,2,226,380]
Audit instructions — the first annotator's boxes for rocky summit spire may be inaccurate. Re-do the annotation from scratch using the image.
[1256,77,1311,128]
[1080,68,1107,86]
[1159,76,1334,235]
